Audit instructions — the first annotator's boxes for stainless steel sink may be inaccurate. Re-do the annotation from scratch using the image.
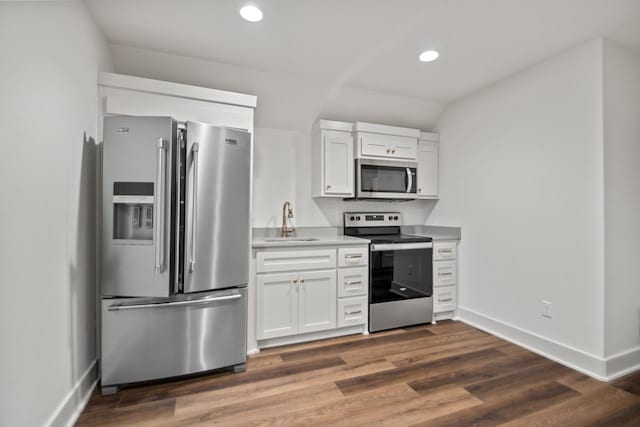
[263,237,319,242]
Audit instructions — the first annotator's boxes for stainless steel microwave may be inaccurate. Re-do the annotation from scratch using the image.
[355,158,417,200]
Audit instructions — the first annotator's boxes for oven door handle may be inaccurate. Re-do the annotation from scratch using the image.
[371,242,433,251]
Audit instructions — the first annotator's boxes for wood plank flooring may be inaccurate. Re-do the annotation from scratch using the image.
[77,321,640,426]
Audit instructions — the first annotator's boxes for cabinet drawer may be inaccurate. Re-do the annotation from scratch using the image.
[338,267,368,298]
[257,249,336,273]
[433,286,457,313]
[433,241,457,261]
[338,246,368,268]
[338,296,367,328]
[433,260,457,287]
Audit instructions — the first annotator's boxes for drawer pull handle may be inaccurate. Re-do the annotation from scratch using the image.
[438,249,453,253]
[438,272,453,276]
[345,310,362,315]
[345,254,362,259]
[439,298,453,302]
[345,281,362,286]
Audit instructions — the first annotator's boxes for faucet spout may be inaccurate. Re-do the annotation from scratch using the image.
[281,201,295,237]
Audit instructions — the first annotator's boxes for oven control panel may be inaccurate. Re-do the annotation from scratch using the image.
[344,212,403,227]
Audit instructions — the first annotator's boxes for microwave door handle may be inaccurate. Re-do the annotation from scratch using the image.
[189,142,200,273]
[154,138,167,274]
[406,168,412,193]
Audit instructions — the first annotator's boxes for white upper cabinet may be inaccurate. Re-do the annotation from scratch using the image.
[354,122,419,161]
[417,132,440,199]
[312,120,354,198]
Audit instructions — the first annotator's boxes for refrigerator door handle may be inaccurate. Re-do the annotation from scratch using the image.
[154,138,168,274]
[107,293,242,311]
[189,142,200,273]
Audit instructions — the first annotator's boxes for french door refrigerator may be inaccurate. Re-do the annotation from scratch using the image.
[100,116,250,395]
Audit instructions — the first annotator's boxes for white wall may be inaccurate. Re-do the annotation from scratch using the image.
[429,40,606,367]
[0,2,112,426]
[110,45,444,227]
[603,41,640,363]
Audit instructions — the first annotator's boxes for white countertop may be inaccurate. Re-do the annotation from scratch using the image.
[252,225,460,248]
[402,225,462,241]
[252,227,370,248]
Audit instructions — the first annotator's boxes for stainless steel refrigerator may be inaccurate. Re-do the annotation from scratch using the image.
[100,116,250,395]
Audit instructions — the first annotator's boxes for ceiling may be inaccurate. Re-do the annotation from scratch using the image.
[85,0,640,103]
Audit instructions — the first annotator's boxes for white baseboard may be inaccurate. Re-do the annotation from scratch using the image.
[457,306,608,380]
[606,346,640,380]
[257,325,366,349]
[45,359,98,427]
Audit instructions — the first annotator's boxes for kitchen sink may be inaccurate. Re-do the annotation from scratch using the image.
[263,237,319,242]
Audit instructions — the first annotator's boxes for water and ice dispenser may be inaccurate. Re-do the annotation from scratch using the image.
[112,182,155,244]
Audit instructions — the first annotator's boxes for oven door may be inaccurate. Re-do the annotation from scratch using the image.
[356,159,417,199]
[369,242,433,304]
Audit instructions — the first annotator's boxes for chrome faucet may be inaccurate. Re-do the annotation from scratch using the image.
[281,201,295,237]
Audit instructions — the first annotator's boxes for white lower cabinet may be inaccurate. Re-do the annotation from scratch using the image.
[432,240,459,321]
[256,245,369,346]
[257,269,335,339]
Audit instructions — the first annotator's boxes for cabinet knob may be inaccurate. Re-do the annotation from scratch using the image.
[386,149,390,153]
[326,185,331,189]
[300,277,305,283]
[293,279,297,284]
[391,149,396,154]
[418,188,422,193]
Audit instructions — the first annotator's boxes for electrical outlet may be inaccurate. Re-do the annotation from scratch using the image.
[542,300,552,318]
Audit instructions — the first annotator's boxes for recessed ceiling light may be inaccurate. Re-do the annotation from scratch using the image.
[419,50,439,62]
[240,5,263,22]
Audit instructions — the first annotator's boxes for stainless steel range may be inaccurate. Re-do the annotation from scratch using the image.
[344,212,433,332]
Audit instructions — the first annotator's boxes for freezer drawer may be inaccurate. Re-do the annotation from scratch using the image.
[101,288,247,389]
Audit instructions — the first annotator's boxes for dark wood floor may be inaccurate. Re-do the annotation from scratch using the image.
[77,321,640,426]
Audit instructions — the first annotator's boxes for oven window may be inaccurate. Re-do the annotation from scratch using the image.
[361,165,413,193]
[370,248,432,303]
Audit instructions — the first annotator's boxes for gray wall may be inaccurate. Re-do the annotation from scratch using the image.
[603,41,640,363]
[429,39,606,361]
[0,2,112,426]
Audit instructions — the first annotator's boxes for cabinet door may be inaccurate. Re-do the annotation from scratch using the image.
[257,273,298,339]
[417,141,439,198]
[323,133,354,196]
[359,133,390,158]
[389,137,418,160]
[297,270,337,334]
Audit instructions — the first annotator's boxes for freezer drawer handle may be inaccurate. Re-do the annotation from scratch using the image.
[189,142,200,273]
[107,294,242,311]
[154,138,168,275]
